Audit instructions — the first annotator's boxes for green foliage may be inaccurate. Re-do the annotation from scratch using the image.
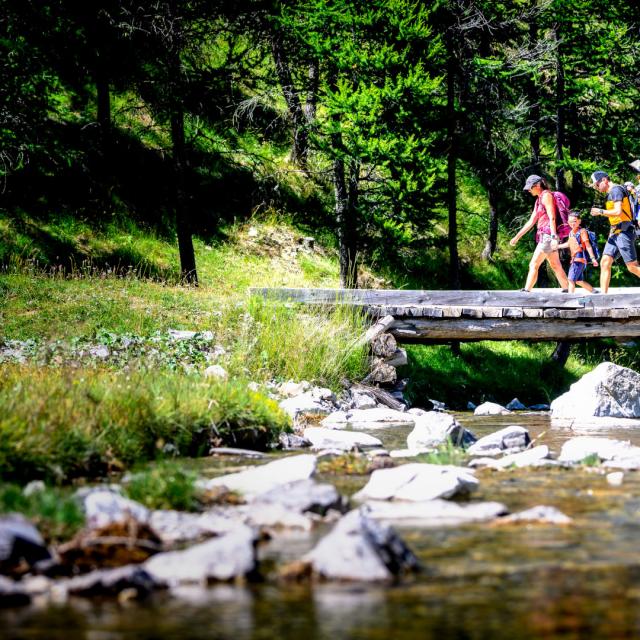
[405,341,590,410]
[420,441,468,466]
[124,461,200,511]
[0,365,289,483]
[0,483,84,543]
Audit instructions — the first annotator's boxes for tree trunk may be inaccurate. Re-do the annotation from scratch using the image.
[446,32,460,288]
[527,21,541,174]
[270,27,308,168]
[482,183,499,260]
[95,56,111,156]
[171,106,198,285]
[333,153,358,289]
[304,60,319,124]
[554,24,566,193]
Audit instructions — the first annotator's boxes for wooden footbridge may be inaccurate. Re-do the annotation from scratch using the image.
[254,287,640,343]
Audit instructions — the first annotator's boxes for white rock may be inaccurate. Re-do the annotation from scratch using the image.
[353,463,478,503]
[279,390,336,420]
[350,390,377,410]
[149,510,239,545]
[303,427,383,451]
[278,380,311,398]
[364,499,507,526]
[80,490,149,528]
[498,505,571,525]
[606,471,624,486]
[168,329,214,341]
[406,411,475,449]
[467,426,530,457]
[204,365,228,380]
[558,436,640,465]
[551,362,640,419]
[198,454,317,499]
[389,448,432,458]
[145,525,257,584]
[303,508,419,581]
[473,402,511,416]
[469,445,550,469]
[321,408,414,430]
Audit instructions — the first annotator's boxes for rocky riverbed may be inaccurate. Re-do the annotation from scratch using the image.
[3,363,640,638]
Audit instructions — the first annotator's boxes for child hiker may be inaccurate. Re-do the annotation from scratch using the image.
[557,212,599,293]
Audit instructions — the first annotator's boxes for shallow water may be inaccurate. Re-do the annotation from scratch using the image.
[5,413,640,639]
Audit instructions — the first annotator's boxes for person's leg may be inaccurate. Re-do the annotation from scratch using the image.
[568,280,577,293]
[524,248,546,291]
[576,280,593,292]
[600,254,614,293]
[624,261,640,277]
[546,251,569,289]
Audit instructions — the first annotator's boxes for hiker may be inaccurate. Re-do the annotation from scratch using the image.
[557,212,599,293]
[510,174,569,292]
[590,170,640,293]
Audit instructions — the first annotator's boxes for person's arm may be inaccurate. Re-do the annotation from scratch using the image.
[581,229,598,265]
[541,191,557,236]
[510,210,538,246]
[557,240,569,250]
[591,202,623,218]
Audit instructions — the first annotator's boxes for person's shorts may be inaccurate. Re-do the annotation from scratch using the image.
[603,227,637,263]
[568,261,587,282]
[536,234,558,255]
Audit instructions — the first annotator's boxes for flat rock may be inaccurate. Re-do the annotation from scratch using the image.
[278,433,312,450]
[303,427,383,451]
[473,402,511,416]
[279,388,337,419]
[364,499,507,526]
[198,454,317,499]
[149,510,239,545]
[466,426,531,457]
[303,508,420,581]
[349,390,378,410]
[251,479,343,515]
[468,445,551,469]
[79,489,150,529]
[551,362,640,419]
[558,436,640,466]
[321,408,414,430]
[144,525,257,584]
[352,463,478,503]
[497,505,571,525]
[0,514,51,575]
[406,411,476,449]
[65,564,163,598]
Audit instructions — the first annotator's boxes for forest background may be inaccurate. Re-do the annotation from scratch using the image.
[2,0,640,486]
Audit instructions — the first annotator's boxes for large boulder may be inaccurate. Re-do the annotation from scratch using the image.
[302,508,420,581]
[353,463,478,503]
[250,479,344,515]
[406,411,476,450]
[473,402,511,416]
[551,362,640,419]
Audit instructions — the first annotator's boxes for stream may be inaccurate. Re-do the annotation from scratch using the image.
[4,413,640,639]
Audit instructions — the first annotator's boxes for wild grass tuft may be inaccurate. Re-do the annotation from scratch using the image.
[0,365,290,483]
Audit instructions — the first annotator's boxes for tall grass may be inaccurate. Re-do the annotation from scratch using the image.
[0,365,290,483]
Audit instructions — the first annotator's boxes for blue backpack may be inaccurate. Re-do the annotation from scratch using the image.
[575,228,599,263]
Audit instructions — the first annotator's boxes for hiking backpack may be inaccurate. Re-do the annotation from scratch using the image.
[552,191,571,239]
[575,228,600,263]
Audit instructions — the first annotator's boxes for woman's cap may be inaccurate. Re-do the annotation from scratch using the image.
[624,181,635,190]
[523,174,543,190]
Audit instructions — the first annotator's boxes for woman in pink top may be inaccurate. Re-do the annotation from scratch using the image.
[510,174,569,292]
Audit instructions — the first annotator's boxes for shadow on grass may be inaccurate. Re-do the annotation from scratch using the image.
[404,342,582,410]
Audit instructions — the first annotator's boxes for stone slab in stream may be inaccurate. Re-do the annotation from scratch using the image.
[353,463,478,503]
[406,410,476,449]
[466,426,531,457]
[303,427,383,451]
[321,408,415,430]
[198,454,317,499]
[558,436,640,467]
